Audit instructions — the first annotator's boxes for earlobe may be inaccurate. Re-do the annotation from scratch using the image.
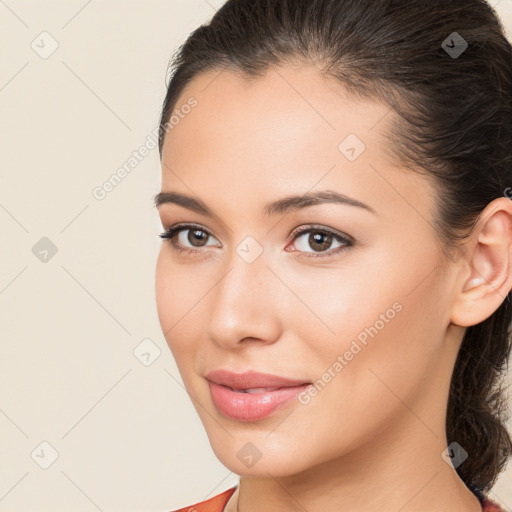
[450,198,512,328]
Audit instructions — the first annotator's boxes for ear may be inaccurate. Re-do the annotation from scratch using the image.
[450,197,512,327]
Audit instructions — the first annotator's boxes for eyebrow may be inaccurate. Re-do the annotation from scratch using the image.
[153,190,377,217]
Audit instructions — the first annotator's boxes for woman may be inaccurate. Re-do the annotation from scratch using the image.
[154,0,512,510]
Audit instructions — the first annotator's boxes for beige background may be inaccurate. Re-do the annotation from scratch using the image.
[0,1,511,511]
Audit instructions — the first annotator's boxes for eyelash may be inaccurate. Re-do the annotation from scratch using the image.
[159,223,354,259]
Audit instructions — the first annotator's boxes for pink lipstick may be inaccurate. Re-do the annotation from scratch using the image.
[206,369,312,422]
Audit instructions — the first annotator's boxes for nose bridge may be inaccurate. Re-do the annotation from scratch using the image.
[220,232,272,298]
[207,243,281,346]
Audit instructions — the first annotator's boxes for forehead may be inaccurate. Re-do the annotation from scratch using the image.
[164,63,393,157]
[160,64,436,226]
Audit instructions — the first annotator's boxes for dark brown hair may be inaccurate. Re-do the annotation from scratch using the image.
[158,0,512,493]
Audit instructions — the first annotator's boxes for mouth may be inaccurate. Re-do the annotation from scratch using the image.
[207,380,313,422]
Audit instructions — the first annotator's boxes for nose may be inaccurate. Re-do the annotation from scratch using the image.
[206,249,283,350]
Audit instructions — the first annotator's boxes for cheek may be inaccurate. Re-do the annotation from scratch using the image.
[155,250,191,346]
[299,251,446,425]
[155,250,172,333]
[155,250,207,367]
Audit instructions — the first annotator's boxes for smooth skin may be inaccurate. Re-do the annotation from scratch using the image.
[155,63,512,512]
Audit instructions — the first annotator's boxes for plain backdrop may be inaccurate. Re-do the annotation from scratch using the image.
[1,1,511,511]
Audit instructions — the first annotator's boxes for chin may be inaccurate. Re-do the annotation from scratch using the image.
[205,429,317,478]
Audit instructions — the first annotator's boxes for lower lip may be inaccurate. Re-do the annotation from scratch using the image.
[207,380,311,422]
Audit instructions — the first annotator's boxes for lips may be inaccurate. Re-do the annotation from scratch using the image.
[205,369,313,421]
[207,381,311,421]
[205,369,311,391]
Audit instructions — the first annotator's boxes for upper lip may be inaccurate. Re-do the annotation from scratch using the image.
[206,369,311,390]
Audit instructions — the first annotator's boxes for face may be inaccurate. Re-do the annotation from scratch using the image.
[155,63,458,477]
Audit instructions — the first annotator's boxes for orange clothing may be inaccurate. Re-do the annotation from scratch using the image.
[172,486,236,512]
[170,484,506,512]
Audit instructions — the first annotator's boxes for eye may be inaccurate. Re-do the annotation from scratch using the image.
[159,223,219,255]
[287,225,353,258]
[159,223,354,259]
